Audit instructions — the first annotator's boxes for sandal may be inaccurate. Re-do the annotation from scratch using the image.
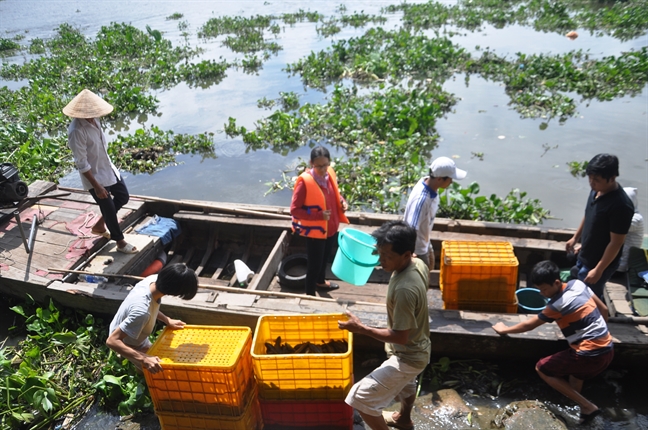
[382,411,414,430]
[91,229,111,239]
[316,281,340,291]
[117,243,138,254]
[579,409,601,425]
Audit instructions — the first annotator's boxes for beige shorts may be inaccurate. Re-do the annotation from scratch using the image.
[345,355,426,417]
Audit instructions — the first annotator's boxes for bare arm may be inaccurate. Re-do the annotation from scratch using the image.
[492,315,546,335]
[338,311,410,345]
[566,216,585,254]
[106,327,162,373]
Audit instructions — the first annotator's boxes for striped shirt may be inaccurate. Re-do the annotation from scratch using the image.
[539,279,613,356]
[403,177,438,256]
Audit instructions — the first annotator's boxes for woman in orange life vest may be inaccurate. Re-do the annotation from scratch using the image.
[290,146,350,296]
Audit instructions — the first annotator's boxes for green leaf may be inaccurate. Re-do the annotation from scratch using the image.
[52,332,77,344]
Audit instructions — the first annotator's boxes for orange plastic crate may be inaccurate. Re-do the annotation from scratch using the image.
[260,399,353,429]
[440,241,518,303]
[252,314,353,400]
[145,325,254,416]
[443,296,519,313]
[157,391,263,430]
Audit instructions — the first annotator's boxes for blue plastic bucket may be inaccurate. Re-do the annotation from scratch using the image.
[516,288,548,314]
[332,228,379,286]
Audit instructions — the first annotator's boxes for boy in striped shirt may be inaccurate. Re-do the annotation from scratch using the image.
[493,260,613,425]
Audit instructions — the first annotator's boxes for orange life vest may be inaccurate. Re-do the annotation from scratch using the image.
[292,167,349,239]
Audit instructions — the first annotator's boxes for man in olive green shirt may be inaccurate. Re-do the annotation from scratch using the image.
[339,221,431,430]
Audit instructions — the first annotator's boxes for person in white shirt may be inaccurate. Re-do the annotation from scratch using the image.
[107,263,198,373]
[618,187,644,272]
[403,157,467,270]
[63,89,137,254]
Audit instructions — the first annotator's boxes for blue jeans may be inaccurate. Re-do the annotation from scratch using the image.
[576,258,619,300]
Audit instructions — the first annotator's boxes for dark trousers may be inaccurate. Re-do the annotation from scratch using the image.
[88,177,130,242]
[305,233,337,296]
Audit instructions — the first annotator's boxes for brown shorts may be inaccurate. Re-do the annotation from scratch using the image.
[536,348,613,381]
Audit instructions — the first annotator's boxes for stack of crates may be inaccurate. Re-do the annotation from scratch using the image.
[251,313,354,430]
[144,325,263,430]
[440,241,519,313]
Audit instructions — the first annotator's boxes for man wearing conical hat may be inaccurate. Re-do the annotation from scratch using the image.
[63,89,137,254]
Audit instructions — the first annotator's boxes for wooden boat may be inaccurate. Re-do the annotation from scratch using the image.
[1,181,646,367]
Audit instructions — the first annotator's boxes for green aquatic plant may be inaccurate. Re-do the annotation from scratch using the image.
[108,126,216,174]
[0,22,224,183]
[232,81,456,212]
[288,28,470,88]
[0,297,151,429]
[166,12,184,20]
[389,0,648,41]
[0,38,21,52]
[567,160,589,178]
[281,10,322,25]
[437,181,549,224]
[339,11,387,28]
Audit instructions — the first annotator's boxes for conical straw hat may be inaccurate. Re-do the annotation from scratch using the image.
[62,89,114,118]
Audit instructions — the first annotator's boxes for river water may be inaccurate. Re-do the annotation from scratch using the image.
[1,0,647,429]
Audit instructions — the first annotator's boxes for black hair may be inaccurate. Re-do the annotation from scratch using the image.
[371,220,416,255]
[530,260,561,287]
[156,263,198,300]
[428,168,449,181]
[585,153,619,180]
[310,146,330,162]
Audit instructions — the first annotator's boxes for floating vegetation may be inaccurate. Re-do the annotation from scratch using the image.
[199,15,282,57]
[108,126,216,174]
[465,48,648,120]
[287,28,470,88]
[166,12,184,20]
[281,9,323,25]
[567,160,589,178]
[0,38,21,53]
[230,81,456,212]
[387,0,648,41]
[0,22,222,184]
[0,297,151,430]
[437,182,549,225]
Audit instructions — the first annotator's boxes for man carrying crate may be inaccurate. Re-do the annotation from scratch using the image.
[339,221,430,430]
[106,263,198,374]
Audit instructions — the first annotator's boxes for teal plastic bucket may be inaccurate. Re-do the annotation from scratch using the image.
[332,228,379,286]
[516,288,548,314]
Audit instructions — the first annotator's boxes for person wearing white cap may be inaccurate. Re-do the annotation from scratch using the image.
[63,89,137,254]
[618,187,644,272]
[403,156,467,270]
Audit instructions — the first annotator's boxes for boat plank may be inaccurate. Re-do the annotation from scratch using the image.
[82,234,158,276]
[174,211,292,229]
[249,230,290,292]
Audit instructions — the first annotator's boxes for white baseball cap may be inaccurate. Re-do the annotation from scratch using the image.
[430,157,467,180]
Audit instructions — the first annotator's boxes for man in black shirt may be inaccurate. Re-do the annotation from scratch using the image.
[566,154,634,299]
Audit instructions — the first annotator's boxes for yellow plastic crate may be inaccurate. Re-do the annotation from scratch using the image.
[145,325,254,415]
[440,241,519,303]
[252,314,353,401]
[157,390,263,430]
[443,296,519,313]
